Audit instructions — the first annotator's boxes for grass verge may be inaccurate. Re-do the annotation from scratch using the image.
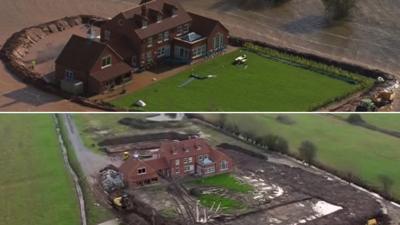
[56,114,114,225]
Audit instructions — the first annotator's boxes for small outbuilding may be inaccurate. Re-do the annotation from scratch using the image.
[55,35,132,95]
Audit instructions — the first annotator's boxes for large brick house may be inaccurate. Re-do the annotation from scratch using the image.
[55,35,132,95]
[119,138,234,187]
[55,0,228,94]
[101,0,229,68]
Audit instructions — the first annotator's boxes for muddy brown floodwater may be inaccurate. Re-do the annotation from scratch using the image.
[1,0,400,111]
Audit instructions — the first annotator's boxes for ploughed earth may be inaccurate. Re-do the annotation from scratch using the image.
[1,0,400,111]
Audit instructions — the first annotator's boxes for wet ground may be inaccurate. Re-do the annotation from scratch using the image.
[1,0,400,111]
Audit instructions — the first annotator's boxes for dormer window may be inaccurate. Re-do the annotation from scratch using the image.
[158,33,163,43]
[183,24,190,34]
[176,25,182,36]
[104,30,111,41]
[172,8,177,17]
[157,14,162,23]
[163,31,169,41]
[147,37,153,48]
[142,20,148,29]
[101,55,112,69]
[138,167,146,175]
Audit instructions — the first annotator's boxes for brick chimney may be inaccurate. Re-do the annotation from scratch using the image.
[141,4,147,17]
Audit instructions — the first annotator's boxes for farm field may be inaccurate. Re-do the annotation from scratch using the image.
[340,114,400,133]
[202,114,400,200]
[0,115,80,225]
[112,50,370,111]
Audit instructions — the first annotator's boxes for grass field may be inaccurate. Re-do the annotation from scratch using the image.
[192,173,253,193]
[202,114,400,200]
[350,114,400,132]
[0,115,80,225]
[57,115,113,225]
[112,50,370,111]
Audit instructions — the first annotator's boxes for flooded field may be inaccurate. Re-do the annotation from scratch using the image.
[0,0,399,111]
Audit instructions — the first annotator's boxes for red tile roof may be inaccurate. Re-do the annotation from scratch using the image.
[188,12,229,37]
[56,35,107,71]
[119,158,158,181]
[91,62,131,82]
[160,138,212,161]
[118,0,192,40]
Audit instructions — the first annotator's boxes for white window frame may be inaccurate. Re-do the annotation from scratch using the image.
[158,33,163,43]
[220,160,228,171]
[176,25,182,36]
[138,167,147,175]
[183,24,190,34]
[65,69,74,80]
[163,31,170,41]
[175,159,180,166]
[146,51,153,63]
[104,30,111,41]
[184,165,194,173]
[147,37,153,48]
[142,20,148,29]
[175,166,180,174]
[205,166,215,174]
[101,55,112,69]
[157,14,162,23]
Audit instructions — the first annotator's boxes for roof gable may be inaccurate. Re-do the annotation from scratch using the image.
[56,35,107,71]
[188,12,228,37]
[115,0,192,40]
[56,35,126,73]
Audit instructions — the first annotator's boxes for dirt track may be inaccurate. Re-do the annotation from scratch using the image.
[1,0,400,111]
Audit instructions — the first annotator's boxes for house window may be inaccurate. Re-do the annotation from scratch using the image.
[213,33,224,50]
[172,8,177,17]
[198,155,204,161]
[157,45,170,58]
[183,24,190,34]
[138,167,146,175]
[192,45,206,59]
[157,14,162,23]
[175,167,180,174]
[176,25,182,36]
[147,37,153,48]
[101,55,112,69]
[183,157,192,164]
[184,165,194,173]
[205,166,215,174]
[142,20,148,28]
[104,30,111,41]
[65,70,74,80]
[220,160,228,171]
[175,159,180,166]
[146,51,153,63]
[158,33,163,43]
[163,31,169,41]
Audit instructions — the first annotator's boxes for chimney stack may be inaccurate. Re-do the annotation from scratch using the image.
[141,4,147,17]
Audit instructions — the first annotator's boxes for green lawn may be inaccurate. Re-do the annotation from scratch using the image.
[112,50,369,111]
[57,115,113,225]
[202,114,400,200]
[192,173,252,193]
[359,114,400,132]
[0,115,80,225]
[198,194,244,213]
